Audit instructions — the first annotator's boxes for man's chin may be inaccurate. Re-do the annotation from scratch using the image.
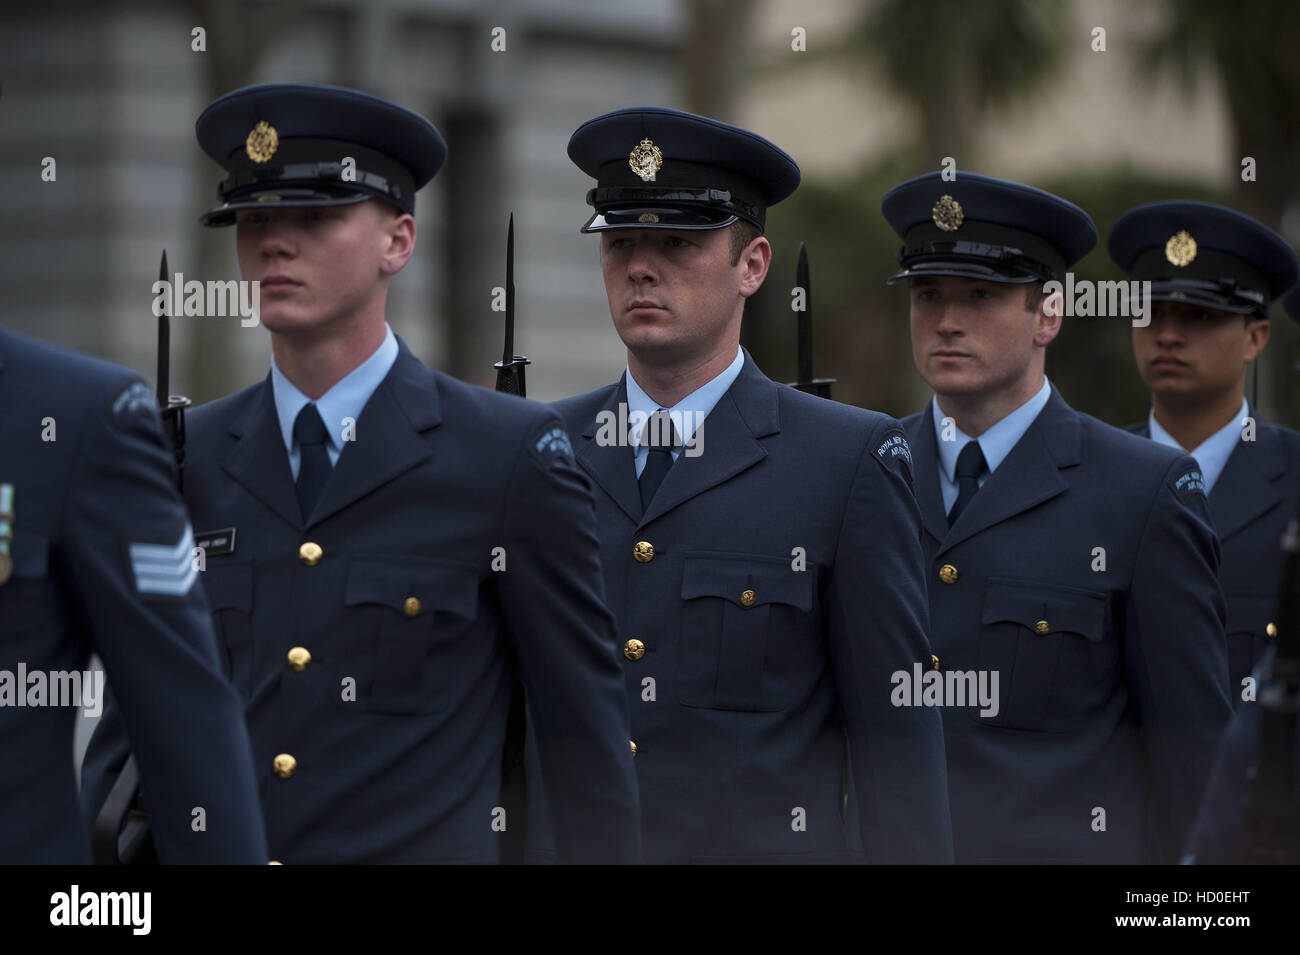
[259,311,322,336]
[924,367,988,398]
[618,330,689,363]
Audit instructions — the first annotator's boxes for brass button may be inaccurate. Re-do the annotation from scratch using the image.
[404,597,421,617]
[633,541,655,563]
[286,646,311,671]
[273,753,297,779]
[1034,620,1050,635]
[938,564,958,585]
[931,653,940,671]
[1267,622,1277,638]
[298,541,323,566]
[629,739,637,756]
[741,589,756,607]
[623,638,646,661]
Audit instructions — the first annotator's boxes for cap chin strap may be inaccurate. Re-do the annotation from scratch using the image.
[220,161,408,204]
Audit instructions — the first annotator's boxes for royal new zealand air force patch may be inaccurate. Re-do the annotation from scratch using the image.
[531,423,575,467]
[1170,467,1208,506]
[875,429,914,485]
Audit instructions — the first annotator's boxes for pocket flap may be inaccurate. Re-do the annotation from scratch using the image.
[681,551,813,611]
[981,576,1107,641]
[1224,592,1273,637]
[345,555,479,620]
[201,560,253,613]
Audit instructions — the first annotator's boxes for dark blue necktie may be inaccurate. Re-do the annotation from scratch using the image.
[294,403,332,522]
[638,410,681,511]
[948,439,987,527]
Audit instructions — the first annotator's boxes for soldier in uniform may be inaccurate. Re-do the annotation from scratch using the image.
[1183,285,1300,864]
[0,327,267,863]
[1109,200,1300,705]
[82,83,641,864]
[542,107,953,864]
[882,171,1233,863]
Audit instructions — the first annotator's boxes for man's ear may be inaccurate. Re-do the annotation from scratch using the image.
[1244,317,1271,362]
[1033,288,1064,346]
[381,210,416,275]
[738,235,771,298]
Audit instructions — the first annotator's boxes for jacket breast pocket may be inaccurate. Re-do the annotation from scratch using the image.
[0,531,59,634]
[974,576,1112,733]
[343,555,481,714]
[677,551,817,712]
[200,560,254,697]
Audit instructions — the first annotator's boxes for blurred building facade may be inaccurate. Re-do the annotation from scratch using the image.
[0,0,682,404]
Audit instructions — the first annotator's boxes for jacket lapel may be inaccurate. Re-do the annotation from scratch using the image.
[639,353,776,528]
[307,343,440,528]
[907,400,953,546]
[935,386,1079,556]
[1208,410,1285,542]
[221,377,302,530]
[574,352,779,528]
[577,378,643,525]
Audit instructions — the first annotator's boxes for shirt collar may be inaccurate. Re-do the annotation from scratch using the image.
[931,376,1052,482]
[624,346,744,446]
[1147,395,1248,493]
[270,324,400,456]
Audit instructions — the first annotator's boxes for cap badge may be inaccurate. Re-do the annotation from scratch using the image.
[637,213,660,223]
[1165,229,1197,267]
[629,138,663,183]
[245,120,279,164]
[932,194,964,232]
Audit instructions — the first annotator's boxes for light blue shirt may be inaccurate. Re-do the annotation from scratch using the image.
[1147,396,1248,494]
[931,376,1053,514]
[625,346,745,478]
[271,325,400,479]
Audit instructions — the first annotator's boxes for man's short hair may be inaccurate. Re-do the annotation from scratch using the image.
[729,220,762,265]
[1026,283,1045,314]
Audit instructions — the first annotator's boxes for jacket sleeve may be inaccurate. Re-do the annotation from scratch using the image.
[1127,453,1233,862]
[496,413,642,864]
[65,377,267,863]
[824,417,954,863]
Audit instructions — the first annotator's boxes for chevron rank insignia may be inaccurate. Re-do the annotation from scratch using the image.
[127,523,198,598]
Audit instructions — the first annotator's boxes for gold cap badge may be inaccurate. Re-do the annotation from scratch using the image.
[629,138,663,183]
[932,194,964,232]
[1165,230,1197,267]
[245,120,279,164]
[637,212,660,223]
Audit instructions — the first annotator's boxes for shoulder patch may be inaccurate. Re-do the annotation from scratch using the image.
[874,428,913,485]
[109,380,160,433]
[1170,466,1208,505]
[531,422,575,466]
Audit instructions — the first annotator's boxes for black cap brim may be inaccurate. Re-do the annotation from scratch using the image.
[1145,281,1263,316]
[886,259,1042,285]
[580,206,739,233]
[201,187,374,227]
